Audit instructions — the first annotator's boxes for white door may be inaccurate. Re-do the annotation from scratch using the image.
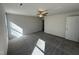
[65,16,79,42]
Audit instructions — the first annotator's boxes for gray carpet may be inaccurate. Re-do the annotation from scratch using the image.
[7,32,79,55]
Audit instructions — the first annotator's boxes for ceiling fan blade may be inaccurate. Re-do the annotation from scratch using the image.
[41,12,48,14]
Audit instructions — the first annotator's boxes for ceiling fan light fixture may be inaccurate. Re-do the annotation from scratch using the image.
[39,14,43,17]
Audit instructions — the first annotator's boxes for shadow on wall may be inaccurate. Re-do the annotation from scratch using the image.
[9,21,23,39]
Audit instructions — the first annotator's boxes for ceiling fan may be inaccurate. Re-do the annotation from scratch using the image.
[37,8,48,17]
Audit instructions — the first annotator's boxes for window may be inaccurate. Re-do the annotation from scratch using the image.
[10,22,23,38]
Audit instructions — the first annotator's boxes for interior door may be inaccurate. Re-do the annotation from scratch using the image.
[65,16,79,42]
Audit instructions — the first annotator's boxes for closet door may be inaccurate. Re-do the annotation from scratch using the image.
[65,16,79,42]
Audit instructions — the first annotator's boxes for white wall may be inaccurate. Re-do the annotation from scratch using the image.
[65,16,79,42]
[7,13,42,39]
[0,4,8,54]
[45,11,79,38]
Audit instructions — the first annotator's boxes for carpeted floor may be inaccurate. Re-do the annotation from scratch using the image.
[7,32,79,55]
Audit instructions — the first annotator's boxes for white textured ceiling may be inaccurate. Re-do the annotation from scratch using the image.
[2,3,79,16]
